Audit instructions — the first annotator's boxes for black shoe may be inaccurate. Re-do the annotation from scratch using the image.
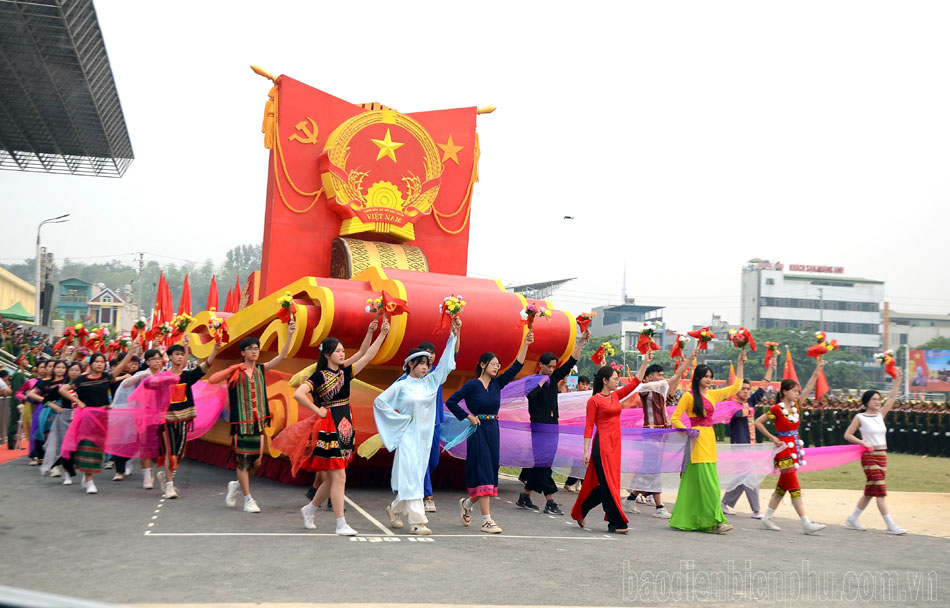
[306,486,317,501]
[516,493,540,511]
[543,501,563,515]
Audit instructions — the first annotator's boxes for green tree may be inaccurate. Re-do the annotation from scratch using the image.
[915,336,950,350]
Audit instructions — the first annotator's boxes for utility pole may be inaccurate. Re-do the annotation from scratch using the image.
[35,214,69,325]
[136,252,144,319]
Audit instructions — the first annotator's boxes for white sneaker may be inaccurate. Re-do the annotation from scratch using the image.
[86,480,98,494]
[845,517,867,531]
[28,457,39,466]
[480,519,502,534]
[721,503,736,515]
[459,498,473,527]
[62,474,72,486]
[886,525,907,535]
[243,497,261,513]
[156,470,167,486]
[225,481,241,507]
[761,517,781,531]
[625,501,640,514]
[424,499,437,513]
[143,470,154,490]
[112,473,124,481]
[410,524,432,535]
[385,506,404,529]
[562,483,578,493]
[803,521,826,535]
[336,524,358,536]
[301,503,317,529]
[104,460,114,469]
[164,483,179,499]
[50,465,62,478]
[653,507,672,519]
[124,461,133,476]
[750,511,763,519]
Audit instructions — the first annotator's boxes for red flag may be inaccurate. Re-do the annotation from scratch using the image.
[178,274,192,316]
[728,363,736,387]
[381,291,409,318]
[815,367,829,401]
[162,276,173,326]
[591,345,605,366]
[151,272,166,330]
[783,349,800,385]
[233,276,242,311]
[223,288,235,314]
[207,275,219,312]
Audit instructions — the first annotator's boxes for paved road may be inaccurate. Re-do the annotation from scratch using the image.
[0,457,946,607]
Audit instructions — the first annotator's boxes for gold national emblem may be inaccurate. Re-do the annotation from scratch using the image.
[320,109,443,241]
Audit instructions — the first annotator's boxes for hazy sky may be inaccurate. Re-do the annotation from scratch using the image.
[3,1,949,331]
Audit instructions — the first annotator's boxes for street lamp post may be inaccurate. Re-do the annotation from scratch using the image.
[35,214,70,325]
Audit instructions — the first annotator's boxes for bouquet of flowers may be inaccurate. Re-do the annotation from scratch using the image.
[687,327,715,351]
[158,321,175,338]
[117,335,133,351]
[591,341,615,365]
[728,327,757,351]
[131,317,148,346]
[807,332,839,357]
[207,312,229,345]
[575,312,597,333]
[763,341,781,369]
[276,291,297,324]
[637,321,661,354]
[174,313,195,334]
[365,296,383,318]
[520,303,550,329]
[74,323,90,346]
[434,295,466,335]
[84,331,104,354]
[670,334,689,359]
[75,346,91,358]
[874,349,899,379]
[610,361,625,373]
[52,326,77,351]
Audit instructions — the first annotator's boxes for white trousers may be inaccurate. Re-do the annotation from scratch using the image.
[390,498,427,525]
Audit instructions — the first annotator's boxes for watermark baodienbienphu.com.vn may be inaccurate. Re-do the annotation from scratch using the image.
[622,560,938,603]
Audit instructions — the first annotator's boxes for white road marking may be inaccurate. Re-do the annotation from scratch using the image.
[144,532,612,540]
[343,495,393,536]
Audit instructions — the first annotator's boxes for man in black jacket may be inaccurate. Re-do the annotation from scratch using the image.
[517,329,590,515]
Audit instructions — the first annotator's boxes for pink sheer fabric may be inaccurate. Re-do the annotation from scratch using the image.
[61,370,227,460]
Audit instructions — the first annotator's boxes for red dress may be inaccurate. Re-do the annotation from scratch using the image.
[571,378,641,524]
[768,403,804,498]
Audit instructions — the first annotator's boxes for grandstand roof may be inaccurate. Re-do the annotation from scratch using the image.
[0,0,133,177]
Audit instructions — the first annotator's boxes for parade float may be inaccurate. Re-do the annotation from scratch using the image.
[180,67,577,485]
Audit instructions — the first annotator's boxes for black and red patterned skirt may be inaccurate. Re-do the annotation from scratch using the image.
[861,450,887,497]
[301,403,354,471]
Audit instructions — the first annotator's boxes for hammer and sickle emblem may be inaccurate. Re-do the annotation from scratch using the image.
[288,117,319,144]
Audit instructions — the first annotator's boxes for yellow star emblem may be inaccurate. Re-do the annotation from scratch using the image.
[437,134,464,165]
[371,128,404,163]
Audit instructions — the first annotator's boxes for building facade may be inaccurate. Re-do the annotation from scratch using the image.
[886,311,950,351]
[589,302,666,352]
[55,278,93,322]
[741,260,884,357]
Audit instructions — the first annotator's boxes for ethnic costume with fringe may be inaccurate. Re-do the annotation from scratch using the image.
[272,365,356,474]
[668,377,742,531]
[30,378,66,461]
[211,363,270,470]
[767,402,806,500]
[445,360,524,497]
[160,366,206,472]
[373,334,457,525]
[570,379,641,530]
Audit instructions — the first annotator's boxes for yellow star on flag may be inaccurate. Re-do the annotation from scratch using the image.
[371,128,404,163]
[437,134,464,165]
